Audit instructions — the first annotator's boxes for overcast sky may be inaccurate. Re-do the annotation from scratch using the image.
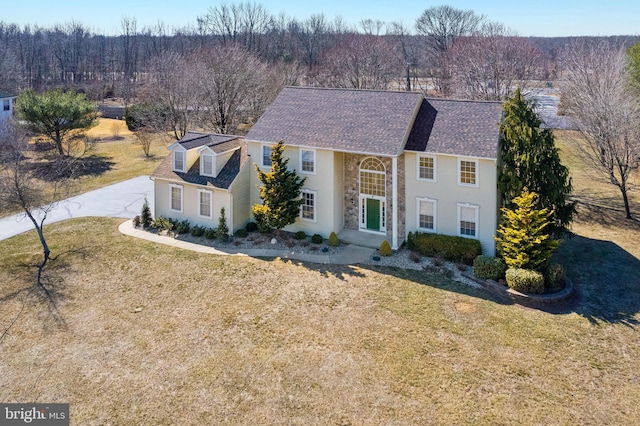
[5,0,639,37]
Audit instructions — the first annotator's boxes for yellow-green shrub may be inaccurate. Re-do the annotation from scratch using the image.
[379,240,392,256]
[505,268,544,294]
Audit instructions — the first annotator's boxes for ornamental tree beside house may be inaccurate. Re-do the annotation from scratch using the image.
[498,88,575,236]
[494,188,560,271]
[252,140,306,233]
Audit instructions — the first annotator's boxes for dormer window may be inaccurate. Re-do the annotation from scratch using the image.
[201,153,214,176]
[173,150,185,172]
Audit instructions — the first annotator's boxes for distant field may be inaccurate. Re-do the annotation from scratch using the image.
[0,130,639,424]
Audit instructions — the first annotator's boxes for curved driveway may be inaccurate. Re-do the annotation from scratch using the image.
[0,175,154,241]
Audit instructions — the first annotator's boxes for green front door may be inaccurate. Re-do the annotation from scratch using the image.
[366,198,380,231]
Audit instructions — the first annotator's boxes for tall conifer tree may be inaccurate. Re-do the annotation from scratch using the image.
[499,88,575,236]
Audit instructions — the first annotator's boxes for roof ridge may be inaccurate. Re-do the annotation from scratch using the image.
[283,86,422,96]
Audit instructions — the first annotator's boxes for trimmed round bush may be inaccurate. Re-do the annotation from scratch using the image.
[190,225,205,237]
[245,222,258,232]
[311,234,323,244]
[505,268,545,294]
[175,219,190,234]
[204,228,217,240]
[294,231,307,240]
[545,263,566,290]
[379,240,392,257]
[328,231,339,247]
[473,255,507,280]
[234,228,248,238]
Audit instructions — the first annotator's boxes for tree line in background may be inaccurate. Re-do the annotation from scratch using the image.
[1,4,637,103]
[2,4,639,221]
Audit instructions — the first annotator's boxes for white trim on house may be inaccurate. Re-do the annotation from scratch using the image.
[300,189,317,222]
[299,148,316,175]
[260,144,273,168]
[416,197,437,232]
[457,158,479,187]
[457,202,479,239]
[173,149,186,173]
[392,156,398,249]
[197,188,213,219]
[200,153,214,177]
[417,154,437,182]
[169,184,183,213]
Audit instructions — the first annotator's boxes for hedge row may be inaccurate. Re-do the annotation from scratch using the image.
[407,232,482,265]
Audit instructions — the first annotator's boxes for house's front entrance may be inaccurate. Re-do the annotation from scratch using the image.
[360,196,385,232]
[358,157,386,234]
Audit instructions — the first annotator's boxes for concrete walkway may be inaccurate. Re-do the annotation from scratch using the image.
[1,175,375,265]
[118,220,375,265]
[0,175,154,241]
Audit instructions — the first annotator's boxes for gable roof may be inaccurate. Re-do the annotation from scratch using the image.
[173,132,241,153]
[247,87,503,160]
[411,98,503,159]
[246,87,422,156]
[0,90,16,99]
[153,132,248,190]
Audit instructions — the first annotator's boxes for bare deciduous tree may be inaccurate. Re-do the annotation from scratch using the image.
[146,51,201,140]
[562,40,640,219]
[0,121,75,287]
[316,34,401,90]
[415,5,484,95]
[447,22,543,100]
[195,45,273,134]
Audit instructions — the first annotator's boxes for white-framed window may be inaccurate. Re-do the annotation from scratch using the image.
[198,189,212,218]
[417,197,437,232]
[300,149,316,174]
[458,158,478,187]
[173,150,185,172]
[417,155,436,181]
[200,153,214,176]
[169,184,183,213]
[457,203,479,238]
[3,100,9,111]
[261,145,272,168]
[300,189,316,221]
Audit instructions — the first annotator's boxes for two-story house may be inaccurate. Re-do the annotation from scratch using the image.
[152,87,504,255]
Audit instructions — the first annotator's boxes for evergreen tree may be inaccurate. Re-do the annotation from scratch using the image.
[252,140,306,232]
[216,206,230,242]
[17,89,97,156]
[499,88,575,236]
[141,197,152,228]
[627,40,640,94]
[495,188,560,271]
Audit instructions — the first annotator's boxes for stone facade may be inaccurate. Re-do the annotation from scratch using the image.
[343,153,405,245]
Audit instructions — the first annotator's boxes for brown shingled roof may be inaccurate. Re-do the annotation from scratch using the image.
[176,132,241,152]
[246,87,422,156]
[406,98,503,159]
[247,87,503,160]
[153,136,248,190]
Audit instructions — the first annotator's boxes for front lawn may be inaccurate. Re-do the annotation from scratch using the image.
[1,217,638,424]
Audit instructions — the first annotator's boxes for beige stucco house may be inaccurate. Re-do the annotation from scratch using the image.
[153,87,504,255]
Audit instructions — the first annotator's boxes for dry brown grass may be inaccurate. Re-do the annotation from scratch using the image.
[1,216,639,425]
